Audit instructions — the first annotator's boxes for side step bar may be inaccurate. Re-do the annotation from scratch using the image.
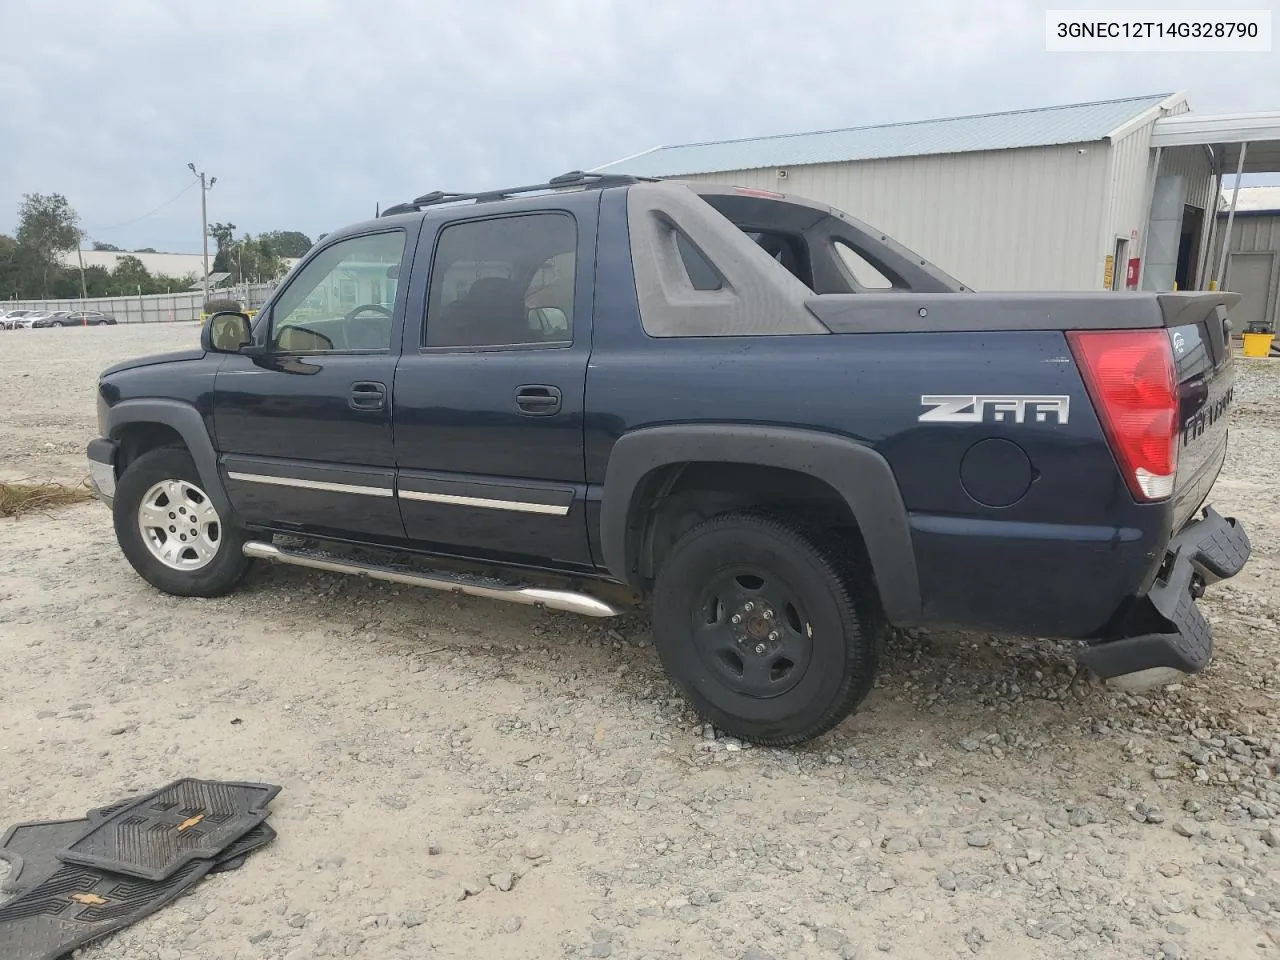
[242,541,623,618]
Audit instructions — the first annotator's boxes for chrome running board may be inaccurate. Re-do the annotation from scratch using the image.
[242,541,622,618]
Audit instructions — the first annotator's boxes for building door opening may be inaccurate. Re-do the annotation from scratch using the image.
[1176,205,1204,290]
[1111,238,1129,291]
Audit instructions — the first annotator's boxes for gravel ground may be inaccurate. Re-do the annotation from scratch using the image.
[2,324,1279,960]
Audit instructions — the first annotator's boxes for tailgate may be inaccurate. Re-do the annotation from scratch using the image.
[1159,293,1237,529]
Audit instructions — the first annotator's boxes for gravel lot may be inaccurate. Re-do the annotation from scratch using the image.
[2,323,1279,960]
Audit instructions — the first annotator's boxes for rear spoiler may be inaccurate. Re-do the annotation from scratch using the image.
[806,291,1242,335]
[1157,291,1241,329]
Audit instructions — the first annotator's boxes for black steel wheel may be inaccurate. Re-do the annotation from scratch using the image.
[691,567,816,699]
[652,512,882,745]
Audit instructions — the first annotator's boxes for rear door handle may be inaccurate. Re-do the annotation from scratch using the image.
[515,384,562,416]
[349,381,387,411]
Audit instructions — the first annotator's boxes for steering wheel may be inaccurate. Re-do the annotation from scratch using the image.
[344,303,392,322]
[342,303,393,350]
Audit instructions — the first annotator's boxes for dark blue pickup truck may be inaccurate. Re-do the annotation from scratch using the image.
[86,171,1250,745]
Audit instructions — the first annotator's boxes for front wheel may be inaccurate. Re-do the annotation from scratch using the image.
[113,447,251,597]
[651,513,882,746]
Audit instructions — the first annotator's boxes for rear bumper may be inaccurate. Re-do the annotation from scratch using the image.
[86,437,118,508]
[1077,505,1250,678]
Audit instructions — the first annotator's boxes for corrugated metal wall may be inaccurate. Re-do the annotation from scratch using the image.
[1104,119,1155,283]
[1105,96,1212,290]
[1212,212,1280,262]
[679,143,1110,291]
[1160,146,1216,211]
[1209,213,1280,329]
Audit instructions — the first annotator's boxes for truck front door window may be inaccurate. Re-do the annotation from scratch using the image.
[269,231,406,353]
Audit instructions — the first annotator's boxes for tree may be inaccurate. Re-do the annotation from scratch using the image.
[258,230,313,258]
[208,221,237,273]
[133,247,158,253]
[15,193,80,296]
[255,236,284,280]
[227,233,286,284]
[16,193,80,256]
[112,254,151,293]
[0,234,26,297]
[92,241,121,251]
[82,264,112,297]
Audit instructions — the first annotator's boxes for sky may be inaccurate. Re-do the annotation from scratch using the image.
[1,0,1277,254]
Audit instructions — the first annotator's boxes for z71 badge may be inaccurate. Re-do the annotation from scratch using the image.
[919,395,1070,425]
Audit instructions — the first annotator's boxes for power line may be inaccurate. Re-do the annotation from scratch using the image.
[87,181,199,233]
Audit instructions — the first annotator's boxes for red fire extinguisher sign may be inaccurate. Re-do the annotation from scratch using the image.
[1126,258,1140,289]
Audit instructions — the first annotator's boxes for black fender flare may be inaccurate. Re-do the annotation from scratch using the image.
[600,424,922,626]
[105,399,232,520]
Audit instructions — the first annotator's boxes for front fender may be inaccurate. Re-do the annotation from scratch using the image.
[105,398,232,520]
[600,424,922,625]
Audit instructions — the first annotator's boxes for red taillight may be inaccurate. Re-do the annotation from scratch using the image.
[1067,329,1178,502]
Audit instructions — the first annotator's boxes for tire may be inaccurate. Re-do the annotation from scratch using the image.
[651,512,882,746]
[113,447,251,597]
[51,320,64,327]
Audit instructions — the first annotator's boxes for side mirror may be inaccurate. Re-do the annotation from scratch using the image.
[528,306,569,334]
[201,311,254,354]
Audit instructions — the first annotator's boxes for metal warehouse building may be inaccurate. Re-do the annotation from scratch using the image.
[1211,187,1280,332]
[597,93,1279,297]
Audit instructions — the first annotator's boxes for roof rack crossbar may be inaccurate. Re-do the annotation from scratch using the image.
[379,170,656,217]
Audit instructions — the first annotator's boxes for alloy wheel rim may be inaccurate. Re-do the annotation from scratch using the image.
[137,479,222,571]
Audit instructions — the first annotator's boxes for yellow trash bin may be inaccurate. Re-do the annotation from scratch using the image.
[1242,332,1274,357]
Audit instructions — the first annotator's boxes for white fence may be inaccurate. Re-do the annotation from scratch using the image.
[3,283,278,324]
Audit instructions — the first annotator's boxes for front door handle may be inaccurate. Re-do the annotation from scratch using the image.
[515,384,562,416]
[349,381,387,412]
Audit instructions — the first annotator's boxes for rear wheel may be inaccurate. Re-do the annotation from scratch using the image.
[651,512,882,746]
[113,447,251,597]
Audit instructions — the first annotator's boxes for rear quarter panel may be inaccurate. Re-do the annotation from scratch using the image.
[587,188,1171,638]
[585,328,1169,637]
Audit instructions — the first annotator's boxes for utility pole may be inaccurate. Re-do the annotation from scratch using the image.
[188,163,216,303]
[75,241,88,300]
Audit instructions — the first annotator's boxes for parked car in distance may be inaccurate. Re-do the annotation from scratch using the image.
[4,309,120,328]
[61,311,118,326]
[1,309,38,329]
[9,311,55,329]
[85,171,1250,745]
[28,311,74,328]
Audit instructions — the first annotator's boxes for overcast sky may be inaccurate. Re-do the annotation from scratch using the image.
[2,0,1277,253]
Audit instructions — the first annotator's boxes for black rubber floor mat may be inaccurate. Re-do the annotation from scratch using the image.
[58,779,281,881]
[1,814,275,897]
[209,822,277,874]
[86,800,137,823]
[1,800,166,897]
[0,857,209,960]
[1,819,88,897]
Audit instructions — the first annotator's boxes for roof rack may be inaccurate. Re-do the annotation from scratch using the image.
[379,170,653,217]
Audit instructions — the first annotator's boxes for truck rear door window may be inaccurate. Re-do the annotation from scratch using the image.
[424,213,577,348]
